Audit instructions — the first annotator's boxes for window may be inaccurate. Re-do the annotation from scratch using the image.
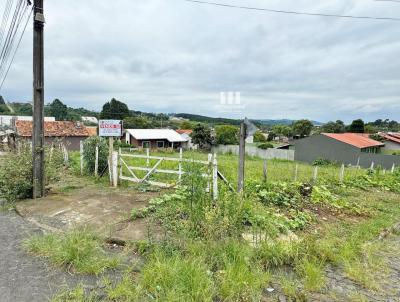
[157,141,165,148]
[142,141,150,148]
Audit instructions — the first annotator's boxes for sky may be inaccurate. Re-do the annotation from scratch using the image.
[1,0,400,123]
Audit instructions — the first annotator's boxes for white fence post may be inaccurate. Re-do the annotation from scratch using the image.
[294,164,298,182]
[95,145,99,177]
[146,148,150,168]
[392,164,396,173]
[178,148,183,182]
[370,162,375,170]
[207,153,212,193]
[312,166,318,182]
[213,153,218,201]
[112,151,118,187]
[339,164,345,183]
[80,141,84,175]
[118,148,122,182]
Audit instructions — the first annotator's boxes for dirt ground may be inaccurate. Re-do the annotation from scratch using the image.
[15,176,163,242]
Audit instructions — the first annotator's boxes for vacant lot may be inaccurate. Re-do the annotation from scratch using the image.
[3,148,400,301]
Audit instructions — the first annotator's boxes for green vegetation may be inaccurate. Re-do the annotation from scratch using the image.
[215,125,239,145]
[24,228,119,275]
[82,136,109,175]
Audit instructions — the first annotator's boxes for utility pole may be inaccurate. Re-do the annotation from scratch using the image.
[32,0,45,198]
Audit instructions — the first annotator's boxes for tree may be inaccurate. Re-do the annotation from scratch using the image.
[321,120,345,133]
[348,119,365,133]
[123,116,152,129]
[215,125,239,145]
[100,98,130,120]
[0,95,5,105]
[364,124,377,134]
[180,120,194,130]
[253,131,267,143]
[292,119,313,138]
[191,124,213,149]
[49,99,68,121]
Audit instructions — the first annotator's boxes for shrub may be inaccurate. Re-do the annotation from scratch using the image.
[312,158,336,166]
[258,143,274,150]
[0,143,64,203]
[82,136,108,175]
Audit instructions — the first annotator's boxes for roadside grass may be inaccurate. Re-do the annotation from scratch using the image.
[51,285,98,302]
[23,228,119,275]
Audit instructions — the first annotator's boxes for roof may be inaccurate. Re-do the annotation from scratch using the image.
[86,127,98,136]
[126,129,187,143]
[379,132,400,144]
[322,133,385,149]
[176,129,193,135]
[15,121,91,137]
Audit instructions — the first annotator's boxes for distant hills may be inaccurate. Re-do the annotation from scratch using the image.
[174,114,323,127]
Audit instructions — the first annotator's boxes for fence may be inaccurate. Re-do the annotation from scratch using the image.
[212,145,294,161]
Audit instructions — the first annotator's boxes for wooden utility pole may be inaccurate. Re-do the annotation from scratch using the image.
[32,0,45,198]
[237,122,246,192]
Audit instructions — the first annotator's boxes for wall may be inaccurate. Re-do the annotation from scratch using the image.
[294,134,400,169]
[19,136,87,151]
[383,141,400,151]
[211,145,294,161]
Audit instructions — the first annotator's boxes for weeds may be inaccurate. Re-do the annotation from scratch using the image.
[24,229,119,275]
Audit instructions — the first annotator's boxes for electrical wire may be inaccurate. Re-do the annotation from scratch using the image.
[182,0,400,21]
[0,7,32,90]
[0,0,14,49]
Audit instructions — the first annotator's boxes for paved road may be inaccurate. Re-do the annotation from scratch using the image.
[0,211,95,302]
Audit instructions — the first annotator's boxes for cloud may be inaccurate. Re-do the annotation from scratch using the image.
[2,0,400,122]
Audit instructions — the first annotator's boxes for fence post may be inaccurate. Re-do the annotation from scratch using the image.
[178,148,183,182]
[213,153,218,201]
[95,145,99,177]
[80,141,84,175]
[392,164,396,173]
[339,164,345,183]
[370,162,375,170]
[49,143,54,162]
[356,156,360,168]
[118,147,122,182]
[146,148,150,168]
[207,153,212,193]
[294,164,298,182]
[312,166,318,183]
[112,151,118,187]
[263,159,267,182]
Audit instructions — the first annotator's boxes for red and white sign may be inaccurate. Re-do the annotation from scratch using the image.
[99,120,122,137]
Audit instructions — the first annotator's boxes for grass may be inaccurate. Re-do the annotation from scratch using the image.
[24,228,119,275]
[51,285,98,302]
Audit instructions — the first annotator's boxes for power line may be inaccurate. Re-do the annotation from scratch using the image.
[0,7,32,90]
[182,0,400,21]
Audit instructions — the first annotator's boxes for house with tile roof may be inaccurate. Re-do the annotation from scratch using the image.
[378,132,400,151]
[15,120,94,151]
[124,129,188,149]
[294,133,400,169]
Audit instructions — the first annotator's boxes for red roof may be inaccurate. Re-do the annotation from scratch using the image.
[322,133,385,149]
[16,121,91,137]
[176,129,193,135]
[379,132,400,144]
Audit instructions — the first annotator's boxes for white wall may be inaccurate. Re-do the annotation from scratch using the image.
[212,145,294,161]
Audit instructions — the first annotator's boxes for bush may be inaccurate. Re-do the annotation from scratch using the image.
[258,143,274,150]
[0,143,65,203]
[313,158,336,166]
[254,131,267,143]
[82,136,108,175]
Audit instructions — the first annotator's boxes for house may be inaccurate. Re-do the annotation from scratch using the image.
[176,129,197,150]
[0,115,55,127]
[124,129,188,149]
[379,132,400,151]
[294,133,400,169]
[15,121,93,151]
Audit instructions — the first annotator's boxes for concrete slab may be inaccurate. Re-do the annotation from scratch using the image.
[16,184,163,242]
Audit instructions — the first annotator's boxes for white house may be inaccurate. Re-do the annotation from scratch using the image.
[124,129,188,149]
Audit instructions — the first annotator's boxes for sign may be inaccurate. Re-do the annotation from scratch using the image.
[99,120,122,137]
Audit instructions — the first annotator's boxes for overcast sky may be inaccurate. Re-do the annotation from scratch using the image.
[2,0,400,122]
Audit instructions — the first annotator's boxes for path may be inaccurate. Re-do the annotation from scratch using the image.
[0,211,98,302]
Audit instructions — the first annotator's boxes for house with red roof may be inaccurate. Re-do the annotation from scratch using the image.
[294,133,400,169]
[378,132,400,151]
[15,120,94,151]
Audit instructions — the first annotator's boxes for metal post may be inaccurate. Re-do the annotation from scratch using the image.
[238,122,246,192]
[32,0,45,198]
